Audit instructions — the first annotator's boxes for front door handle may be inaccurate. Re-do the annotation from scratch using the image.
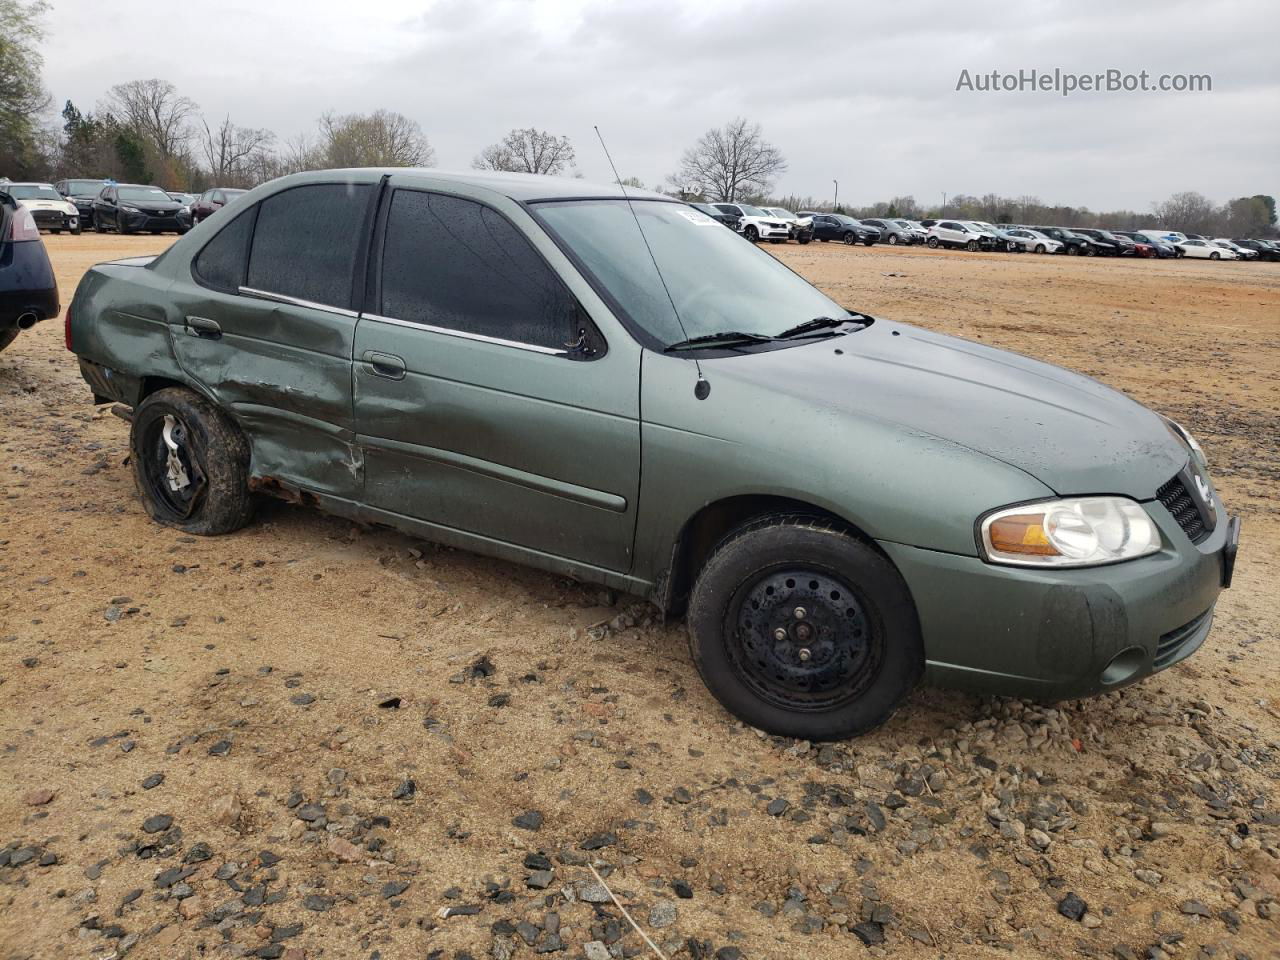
[185,315,222,338]
[363,351,406,380]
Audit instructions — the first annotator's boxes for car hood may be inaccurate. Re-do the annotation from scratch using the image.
[706,323,1187,498]
[20,199,73,211]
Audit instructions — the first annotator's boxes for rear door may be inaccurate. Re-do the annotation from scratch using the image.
[352,182,642,573]
[167,178,378,499]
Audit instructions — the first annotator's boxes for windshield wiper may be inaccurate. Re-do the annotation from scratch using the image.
[663,331,780,352]
[774,315,863,340]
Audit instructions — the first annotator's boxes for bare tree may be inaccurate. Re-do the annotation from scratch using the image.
[1153,190,1218,233]
[200,115,275,186]
[473,128,576,175]
[317,110,435,167]
[105,79,197,160]
[677,118,786,202]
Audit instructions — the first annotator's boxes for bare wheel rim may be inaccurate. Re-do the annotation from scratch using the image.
[726,566,884,712]
[142,412,208,520]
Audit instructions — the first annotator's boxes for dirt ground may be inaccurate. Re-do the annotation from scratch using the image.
[2,235,1277,960]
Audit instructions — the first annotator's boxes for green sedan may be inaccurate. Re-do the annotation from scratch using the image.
[67,169,1240,740]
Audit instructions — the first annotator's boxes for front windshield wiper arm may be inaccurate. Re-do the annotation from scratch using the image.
[663,331,780,352]
[774,315,865,340]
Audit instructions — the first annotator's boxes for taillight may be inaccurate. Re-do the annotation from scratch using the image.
[64,301,73,351]
[8,207,41,242]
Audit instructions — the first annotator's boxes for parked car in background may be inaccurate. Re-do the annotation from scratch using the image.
[967,221,1024,252]
[1003,228,1063,254]
[55,178,108,229]
[861,218,918,245]
[762,207,814,243]
[1069,228,1133,256]
[801,213,880,245]
[0,187,59,353]
[1033,227,1095,256]
[1178,238,1235,260]
[190,187,248,223]
[1112,231,1158,258]
[691,202,741,231]
[711,202,791,243]
[1232,238,1280,261]
[1131,231,1180,258]
[5,182,81,234]
[1210,239,1256,260]
[65,168,1240,740]
[893,220,930,243]
[92,184,193,235]
[168,192,198,207]
[927,220,993,251]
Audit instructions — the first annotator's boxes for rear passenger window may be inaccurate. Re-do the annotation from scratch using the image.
[380,191,582,352]
[247,183,372,310]
[193,208,255,292]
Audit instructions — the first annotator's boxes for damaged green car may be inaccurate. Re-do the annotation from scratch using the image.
[68,169,1240,740]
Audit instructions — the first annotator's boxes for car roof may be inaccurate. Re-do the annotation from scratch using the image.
[7,181,55,188]
[286,168,676,203]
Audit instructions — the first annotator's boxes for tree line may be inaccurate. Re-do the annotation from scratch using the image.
[2,0,1274,238]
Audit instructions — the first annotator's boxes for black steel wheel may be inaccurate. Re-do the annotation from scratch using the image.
[130,387,254,535]
[727,567,883,713]
[688,515,923,740]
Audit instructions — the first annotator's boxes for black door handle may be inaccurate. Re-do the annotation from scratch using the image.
[185,315,222,338]
[363,351,406,380]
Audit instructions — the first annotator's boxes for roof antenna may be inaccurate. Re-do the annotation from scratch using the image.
[594,125,709,399]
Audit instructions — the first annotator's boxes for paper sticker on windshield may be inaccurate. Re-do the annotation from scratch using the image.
[678,210,718,226]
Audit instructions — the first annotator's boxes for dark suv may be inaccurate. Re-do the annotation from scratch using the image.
[55,178,109,228]
[1231,239,1280,262]
[1068,228,1132,256]
[1034,227,1095,256]
[800,213,879,245]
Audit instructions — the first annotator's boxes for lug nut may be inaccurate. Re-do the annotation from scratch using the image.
[798,648,812,662]
[773,627,787,641]
[793,607,807,620]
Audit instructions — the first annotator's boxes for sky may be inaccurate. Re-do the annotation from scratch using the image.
[38,0,1280,211]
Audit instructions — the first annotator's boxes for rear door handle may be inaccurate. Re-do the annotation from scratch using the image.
[363,351,406,380]
[185,315,221,338]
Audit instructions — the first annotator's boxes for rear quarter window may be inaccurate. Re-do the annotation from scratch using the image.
[246,183,373,309]
[192,208,255,293]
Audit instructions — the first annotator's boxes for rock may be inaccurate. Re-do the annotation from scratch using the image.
[327,837,363,863]
[526,870,554,889]
[23,789,54,806]
[142,773,165,790]
[851,921,885,945]
[1082,912,1102,929]
[392,779,416,800]
[1057,892,1088,922]
[179,896,203,919]
[290,693,315,706]
[295,804,325,823]
[302,894,333,912]
[583,942,610,960]
[381,880,409,899]
[579,883,611,904]
[211,793,242,826]
[142,814,174,834]
[1028,829,1052,851]
[766,798,789,817]
[673,880,693,899]
[513,810,544,831]
[207,739,232,756]
[649,900,676,928]
[1180,899,1211,917]
[579,832,617,850]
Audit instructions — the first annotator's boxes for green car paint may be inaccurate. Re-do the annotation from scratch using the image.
[69,168,1235,709]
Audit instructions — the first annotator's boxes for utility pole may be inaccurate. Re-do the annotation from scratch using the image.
[941,192,947,216]
[833,179,839,212]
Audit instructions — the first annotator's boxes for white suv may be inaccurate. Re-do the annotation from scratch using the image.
[926,220,993,251]
[712,203,792,243]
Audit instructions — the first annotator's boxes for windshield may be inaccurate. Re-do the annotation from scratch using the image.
[8,185,62,201]
[119,186,172,202]
[770,208,796,218]
[225,189,247,197]
[739,205,768,217]
[66,180,105,195]
[834,216,859,225]
[534,199,849,348]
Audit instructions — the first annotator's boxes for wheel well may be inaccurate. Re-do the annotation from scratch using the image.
[662,495,876,616]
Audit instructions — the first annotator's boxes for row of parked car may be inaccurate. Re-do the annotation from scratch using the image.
[0,177,247,235]
[686,201,1280,263]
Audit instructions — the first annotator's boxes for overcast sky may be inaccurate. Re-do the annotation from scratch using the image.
[40,0,1279,210]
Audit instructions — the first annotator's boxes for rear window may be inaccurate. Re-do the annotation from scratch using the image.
[246,183,372,309]
[193,208,256,293]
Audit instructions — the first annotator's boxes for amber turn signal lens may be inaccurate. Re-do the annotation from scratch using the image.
[987,513,1058,556]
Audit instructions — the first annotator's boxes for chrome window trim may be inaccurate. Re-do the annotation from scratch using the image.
[361,313,568,357]
[238,286,359,318]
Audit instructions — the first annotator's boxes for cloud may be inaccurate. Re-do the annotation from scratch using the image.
[39,0,1279,209]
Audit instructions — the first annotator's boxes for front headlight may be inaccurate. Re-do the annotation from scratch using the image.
[121,204,142,213]
[1162,417,1207,468]
[979,497,1161,568]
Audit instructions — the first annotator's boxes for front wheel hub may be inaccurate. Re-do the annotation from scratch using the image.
[730,568,881,711]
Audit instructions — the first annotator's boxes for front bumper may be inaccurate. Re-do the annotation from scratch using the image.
[879,500,1237,701]
[121,210,192,232]
[32,210,78,232]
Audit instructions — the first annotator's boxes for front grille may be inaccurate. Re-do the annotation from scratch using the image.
[1157,474,1208,543]
[1154,608,1212,668]
[32,210,62,224]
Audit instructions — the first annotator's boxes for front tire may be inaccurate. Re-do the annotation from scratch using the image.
[130,387,254,536]
[743,226,759,243]
[842,232,856,245]
[1210,251,1220,260]
[687,515,923,740]
[927,236,939,248]
[887,234,899,245]
[966,240,979,252]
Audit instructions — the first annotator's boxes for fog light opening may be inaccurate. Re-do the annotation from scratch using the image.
[1100,647,1146,686]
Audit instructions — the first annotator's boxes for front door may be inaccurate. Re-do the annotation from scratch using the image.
[167,179,378,499]
[352,183,642,573]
